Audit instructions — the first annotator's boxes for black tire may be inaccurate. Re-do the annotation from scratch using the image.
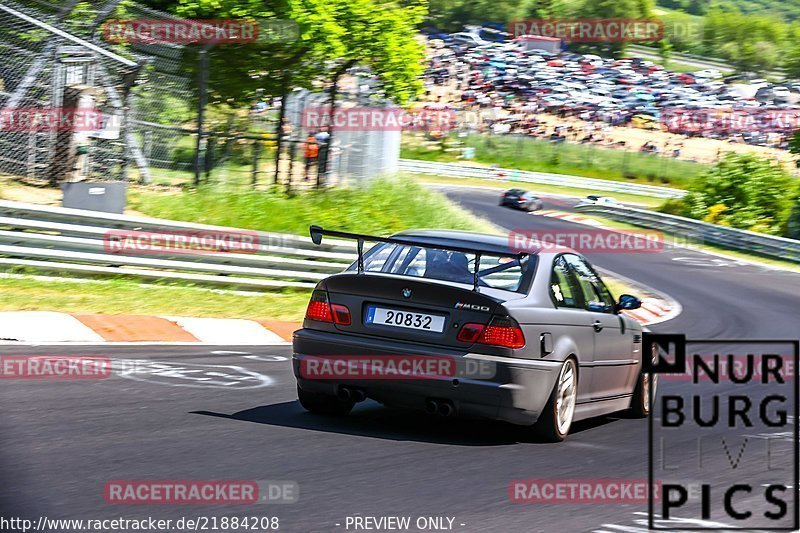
[629,370,655,418]
[532,359,577,442]
[297,385,354,416]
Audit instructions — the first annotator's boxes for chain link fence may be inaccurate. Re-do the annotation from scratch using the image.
[0,0,140,184]
[0,0,400,191]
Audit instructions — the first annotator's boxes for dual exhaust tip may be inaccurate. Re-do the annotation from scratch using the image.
[425,398,455,417]
[337,387,455,417]
[337,386,366,403]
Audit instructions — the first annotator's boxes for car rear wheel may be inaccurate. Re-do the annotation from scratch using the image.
[533,359,577,442]
[297,385,355,416]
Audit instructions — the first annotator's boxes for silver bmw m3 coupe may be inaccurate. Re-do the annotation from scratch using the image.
[293,227,653,441]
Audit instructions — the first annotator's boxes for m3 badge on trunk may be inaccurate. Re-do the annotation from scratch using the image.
[454,302,490,312]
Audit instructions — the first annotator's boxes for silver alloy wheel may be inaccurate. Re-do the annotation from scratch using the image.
[555,360,577,435]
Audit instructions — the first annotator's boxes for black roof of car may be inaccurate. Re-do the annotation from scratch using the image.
[390,229,537,256]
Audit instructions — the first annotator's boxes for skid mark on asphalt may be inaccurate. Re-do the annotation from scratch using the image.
[117,360,274,389]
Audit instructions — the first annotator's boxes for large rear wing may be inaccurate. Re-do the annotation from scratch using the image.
[309,225,529,292]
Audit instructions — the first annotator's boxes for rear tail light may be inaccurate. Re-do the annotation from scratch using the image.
[305,290,351,325]
[457,323,484,343]
[330,304,351,325]
[458,316,525,349]
[305,291,332,322]
[481,316,526,349]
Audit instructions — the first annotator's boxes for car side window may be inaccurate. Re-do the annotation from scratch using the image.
[564,254,615,313]
[550,256,580,308]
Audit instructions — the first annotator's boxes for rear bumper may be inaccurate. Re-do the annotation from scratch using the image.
[292,328,562,425]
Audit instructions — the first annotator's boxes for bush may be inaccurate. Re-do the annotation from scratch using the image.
[686,153,793,235]
[170,146,197,170]
[787,197,800,239]
[657,198,687,216]
[703,204,728,225]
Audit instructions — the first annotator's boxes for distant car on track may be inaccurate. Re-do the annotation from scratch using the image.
[293,227,652,442]
[577,195,622,208]
[500,189,543,212]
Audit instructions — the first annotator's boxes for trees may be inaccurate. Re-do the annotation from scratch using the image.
[787,194,800,239]
[700,10,786,73]
[683,153,793,236]
[427,0,525,32]
[163,0,426,106]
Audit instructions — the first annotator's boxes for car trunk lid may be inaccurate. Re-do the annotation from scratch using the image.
[319,273,506,349]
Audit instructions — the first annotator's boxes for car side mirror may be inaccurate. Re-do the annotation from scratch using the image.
[616,294,641,312]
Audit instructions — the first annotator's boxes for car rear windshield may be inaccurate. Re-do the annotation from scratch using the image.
[348,242,533,293]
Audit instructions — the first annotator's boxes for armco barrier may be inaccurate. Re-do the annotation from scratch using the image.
[0,200,356,289]
[575,204,800,263]
[398,159,686,199]
[1,196,795,291]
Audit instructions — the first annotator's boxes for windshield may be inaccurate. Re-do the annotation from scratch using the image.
[348,242,533,293]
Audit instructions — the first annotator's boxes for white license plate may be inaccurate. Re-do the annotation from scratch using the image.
[366,306,445,333]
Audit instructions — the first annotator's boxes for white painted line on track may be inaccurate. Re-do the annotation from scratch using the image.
[0,311,105,342]
[163,316,286,345]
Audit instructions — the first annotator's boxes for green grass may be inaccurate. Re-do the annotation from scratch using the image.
[130,176,499,235]
[401,134,707,189]
[0,275,312,321]
[0,175,656,319]
[0,269,644,320]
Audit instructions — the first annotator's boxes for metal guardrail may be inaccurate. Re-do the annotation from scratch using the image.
[398,159,687,199]
[0,200,358,289]
[575,204,800,263]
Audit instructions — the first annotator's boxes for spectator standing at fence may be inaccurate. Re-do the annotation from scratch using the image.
[304,134,319,181]
[315,128,331,179]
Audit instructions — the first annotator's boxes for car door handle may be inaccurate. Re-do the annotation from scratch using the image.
[592,320,604,332]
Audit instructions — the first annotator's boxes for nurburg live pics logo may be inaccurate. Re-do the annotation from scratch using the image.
[644,333,799,530]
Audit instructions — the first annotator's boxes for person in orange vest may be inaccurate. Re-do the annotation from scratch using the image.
[304,134,319,181]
